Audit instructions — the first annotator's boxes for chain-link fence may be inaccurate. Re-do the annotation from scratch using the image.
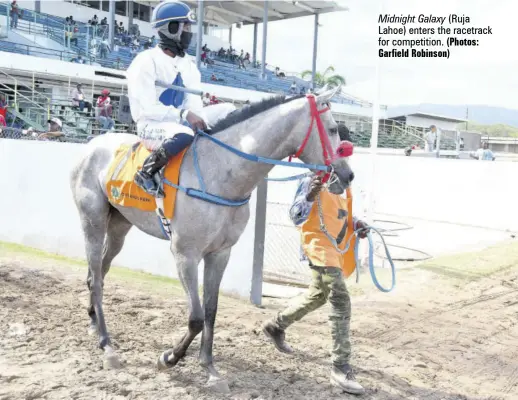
[263,200,311,287]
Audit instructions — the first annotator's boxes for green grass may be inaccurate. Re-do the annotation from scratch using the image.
[0,241,182,289]
[415,239,518,281]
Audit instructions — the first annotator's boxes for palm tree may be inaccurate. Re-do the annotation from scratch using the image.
[300,66,346,88]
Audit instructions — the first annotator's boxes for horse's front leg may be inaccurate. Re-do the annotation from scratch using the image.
[157,251,204,369]
[199,248,232,393]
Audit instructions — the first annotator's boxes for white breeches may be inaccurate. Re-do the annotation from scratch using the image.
[138,102,236,151]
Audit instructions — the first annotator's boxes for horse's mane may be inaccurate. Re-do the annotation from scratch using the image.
[210,94,306,134]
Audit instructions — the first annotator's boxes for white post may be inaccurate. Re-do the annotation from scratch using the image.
[362,0,383,267]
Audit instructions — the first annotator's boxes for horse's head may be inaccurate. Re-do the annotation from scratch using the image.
[290,86,354,195]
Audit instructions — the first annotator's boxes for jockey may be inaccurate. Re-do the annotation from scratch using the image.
[126,0,236,197]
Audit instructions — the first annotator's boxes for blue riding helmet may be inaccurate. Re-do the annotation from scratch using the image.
[151,1,196,54]
[151,1,196,29]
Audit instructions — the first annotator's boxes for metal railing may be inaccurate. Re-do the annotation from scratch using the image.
[0,40,83,63]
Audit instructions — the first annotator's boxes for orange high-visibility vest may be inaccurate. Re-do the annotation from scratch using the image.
[300,188,357,278]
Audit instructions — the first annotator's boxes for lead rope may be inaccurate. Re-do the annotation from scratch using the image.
[316,191,397,292]
[316,193,355,255]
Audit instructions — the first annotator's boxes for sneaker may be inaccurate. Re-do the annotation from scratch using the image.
[330,364,365,395]
[262,321,293,354]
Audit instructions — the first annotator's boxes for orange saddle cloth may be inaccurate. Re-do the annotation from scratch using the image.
[105,142,187,220]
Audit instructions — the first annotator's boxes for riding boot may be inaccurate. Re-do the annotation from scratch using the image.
[134,145,169,198]
[134,133,194,198]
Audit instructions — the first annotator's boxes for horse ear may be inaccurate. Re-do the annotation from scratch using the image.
[316,85,340,105]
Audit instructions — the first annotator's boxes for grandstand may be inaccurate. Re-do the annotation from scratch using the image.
[0,0,463,153]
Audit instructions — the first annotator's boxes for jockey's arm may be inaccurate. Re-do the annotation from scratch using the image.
[126,53,182,123]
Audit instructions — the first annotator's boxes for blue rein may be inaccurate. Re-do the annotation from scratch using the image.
[163,129,330,207]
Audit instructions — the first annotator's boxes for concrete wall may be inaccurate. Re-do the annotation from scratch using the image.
[0,138,257,299]
[405,115,459,131]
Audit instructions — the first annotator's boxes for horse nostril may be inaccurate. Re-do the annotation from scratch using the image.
[349,172,355,182]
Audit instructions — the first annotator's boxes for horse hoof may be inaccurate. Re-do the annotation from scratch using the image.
[206,377,230,394]
[103,349,121,370]
[157,351,179,371]
[87,323,98,336]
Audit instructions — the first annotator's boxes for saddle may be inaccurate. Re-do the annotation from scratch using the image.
[105,141,188,222]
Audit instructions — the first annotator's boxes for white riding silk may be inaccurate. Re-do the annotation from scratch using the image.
[126,46,235,151]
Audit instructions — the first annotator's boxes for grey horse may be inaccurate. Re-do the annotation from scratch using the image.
[70,87,354,392]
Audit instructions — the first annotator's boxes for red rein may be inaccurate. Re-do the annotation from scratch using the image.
[291,94,354,183]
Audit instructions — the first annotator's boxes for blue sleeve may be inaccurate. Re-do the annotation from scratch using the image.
[289,176,314,226]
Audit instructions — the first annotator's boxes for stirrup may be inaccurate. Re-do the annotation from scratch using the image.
[135,171,164,198]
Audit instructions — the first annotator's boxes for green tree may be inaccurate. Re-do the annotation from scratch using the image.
[300,66,346,88]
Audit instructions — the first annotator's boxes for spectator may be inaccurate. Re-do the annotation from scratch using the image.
[299,86,306,95]
[70,23,79,47]
[99,38,110,59]
[237,52,246,69]
[202,93,211,106]
[38,117,64,140]
[210,73,224,82]
[113,57,122,70]
[96,89,114,134]
[425,125,438,152]
[73,55,85,64]
[91,15,99,26]
[459,137,465,150]
[0,94,7,126]
[290,81,298,94]
[10,1,19,29]
[210,95,219,105]
[119,21,124,34]
[71,83,92,115]
[0,113,5,127]
[100,17,107,26]
[470,142,495,161]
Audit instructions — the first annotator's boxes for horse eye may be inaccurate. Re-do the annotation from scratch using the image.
[329,127,338,135]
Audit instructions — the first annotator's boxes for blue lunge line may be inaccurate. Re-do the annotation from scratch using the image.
[353,225,396,293]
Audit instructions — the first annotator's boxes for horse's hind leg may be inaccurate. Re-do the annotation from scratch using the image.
[88,208,132,336]
[199,248,231,393]
[157,251,204,369]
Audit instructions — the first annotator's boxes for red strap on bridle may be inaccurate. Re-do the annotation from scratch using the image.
[289,95,334,182]
[292,95,333,163]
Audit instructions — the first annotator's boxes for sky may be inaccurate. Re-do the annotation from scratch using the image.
[230,0,517,109]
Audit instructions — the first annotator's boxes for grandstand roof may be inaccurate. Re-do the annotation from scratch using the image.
[151,1,348,26]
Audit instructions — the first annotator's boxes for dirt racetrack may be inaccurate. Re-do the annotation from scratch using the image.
[1,241,518,400]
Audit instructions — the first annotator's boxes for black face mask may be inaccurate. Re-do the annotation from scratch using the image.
[179,31,193,50]
[158,23,192,57]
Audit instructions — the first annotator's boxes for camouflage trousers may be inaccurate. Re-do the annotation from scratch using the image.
[274,265,352,366]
